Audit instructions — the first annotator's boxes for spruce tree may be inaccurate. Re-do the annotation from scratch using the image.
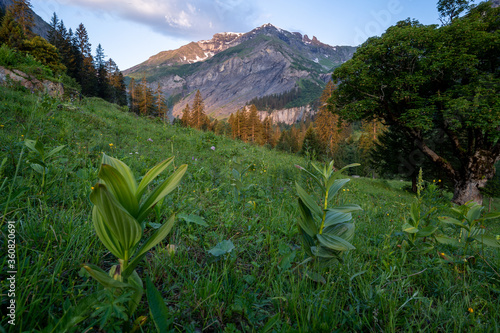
[155,83,168,120]
[128,78,138,114]
[246,104,263,144]
[181,104,191,127]
[75,23,97,96]
[301,126,325,157]
[191,90,208,130]
[10,0,34,38]
[0,10,25,48]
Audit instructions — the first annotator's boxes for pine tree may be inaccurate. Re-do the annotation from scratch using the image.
[75,23,97,96]
[128,78,138,114]
[262,116,275,147]
[181,104,191,127]
[10,0,34,38]
[246,104,263,144]
[191,90,208,130]
[137,77,154,116]
[301,126,325,157]
[315,81,350,157]
[155,83,168,120]
[0,10,25,48]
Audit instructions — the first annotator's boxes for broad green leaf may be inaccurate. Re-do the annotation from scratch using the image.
[146,276,171,333]
[102,153,137,192]
[299,225,315,257]
[323,223,355,243]
[92,206,125,258]
[296,165,323,190]
[327,178,350,199]
[83,264,130,289]
[208,239,235,256]
[99,164,139,216]
[410,202,420,224]
[466,204,483,222]
[311,245,339,258]
[295,182,322,219]
[305,269,326,284]
[24,139,38,154]
[402,223,419,234]
[31,163,48,175]
[136,157,174,199]
[472,233,500,248]
[127,270,144,316]
[137,164,187,223]
[435,235,461,247]
[327,204,362,213]
[481,212,500,221]
[323,210,352,228]
[178,213,208,227]
[317,233,355,251]
[416,226,438,237]
[90,184,142,259]
[297,198,318,236]
[438,216,467,229]
[124,214,176,277]
[310,162,325,179]
[338,163,360,174]
[46,145,66,159]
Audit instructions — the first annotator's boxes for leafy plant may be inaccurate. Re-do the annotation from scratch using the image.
[84,153,187,326]
[295,160,362,267]
[230,157,253,202]
[402,169,440,253]
[24,138,66,190]
[437,201,500,250]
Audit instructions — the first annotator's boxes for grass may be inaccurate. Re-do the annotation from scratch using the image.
[0,85,499,332]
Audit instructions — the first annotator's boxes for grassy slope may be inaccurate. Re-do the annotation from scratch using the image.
[0,86,499,332]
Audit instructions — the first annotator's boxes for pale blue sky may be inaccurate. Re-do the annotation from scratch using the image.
[31,0,443,71]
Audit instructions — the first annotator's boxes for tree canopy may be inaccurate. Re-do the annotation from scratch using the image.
[329,2,500,205]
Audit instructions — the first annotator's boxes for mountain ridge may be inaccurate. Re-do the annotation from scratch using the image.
[125,23,357,119]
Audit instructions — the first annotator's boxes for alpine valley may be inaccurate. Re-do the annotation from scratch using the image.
[123,24,357,121]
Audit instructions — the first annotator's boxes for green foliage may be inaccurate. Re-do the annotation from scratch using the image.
[24,138,66,191]
[331,3,500,204]
[0,44,54,80]
[437,201,500,250]
[230,157,253,202]
[2,84,500,332]
[85,154,187,327]
[296,160,361,267]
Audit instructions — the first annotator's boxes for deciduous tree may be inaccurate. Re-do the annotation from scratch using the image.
[330,3,500,204]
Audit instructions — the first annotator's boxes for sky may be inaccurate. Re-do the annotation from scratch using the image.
[30,0,443,71]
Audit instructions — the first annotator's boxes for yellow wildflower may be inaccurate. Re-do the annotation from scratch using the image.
[468,308,473,313]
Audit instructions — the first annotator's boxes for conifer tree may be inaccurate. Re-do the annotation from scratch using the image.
[0,10,25,48]
[155,83,168,120]
[246,104,263,144]
[137,77,154,116]
[75,23,97,96]
[181,104,191,127]
[191,90,208,130]
[301,126,325,157]
[128,78,138,114]
[262,116,275,147]
[10,0,34,38]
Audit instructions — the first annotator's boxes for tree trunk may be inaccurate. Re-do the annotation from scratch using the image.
[452,178,484,205]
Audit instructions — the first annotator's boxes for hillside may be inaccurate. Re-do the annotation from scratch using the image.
[1,82,499,331]
[124,24,357,119]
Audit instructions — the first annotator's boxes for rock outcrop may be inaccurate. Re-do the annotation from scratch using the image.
[0,66,64,98]
[258,106,315,125]
[126,24,356,118]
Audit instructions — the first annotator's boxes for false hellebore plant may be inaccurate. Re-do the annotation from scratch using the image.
[85,153,187,317]
[296,161,362,267]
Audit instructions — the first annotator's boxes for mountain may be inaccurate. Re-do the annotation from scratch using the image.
[124,24,357,119]
[0,0,51,39]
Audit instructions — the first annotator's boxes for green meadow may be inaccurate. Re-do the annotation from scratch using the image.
[1,86,500,332]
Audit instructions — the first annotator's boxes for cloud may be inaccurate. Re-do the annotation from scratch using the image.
[60,0,259,39]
